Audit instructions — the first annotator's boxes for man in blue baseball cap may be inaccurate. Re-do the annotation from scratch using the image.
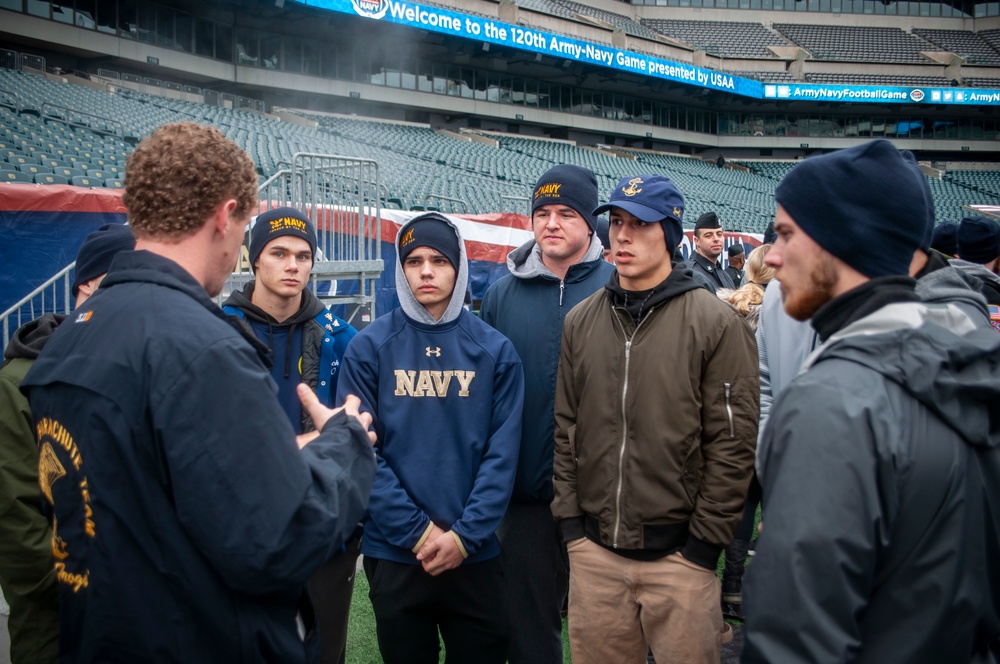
[552,174,758,664]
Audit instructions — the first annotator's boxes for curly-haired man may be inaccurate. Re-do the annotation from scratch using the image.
[22,122,377,663]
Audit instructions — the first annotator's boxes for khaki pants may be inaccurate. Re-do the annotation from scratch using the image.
[566,537,726,664]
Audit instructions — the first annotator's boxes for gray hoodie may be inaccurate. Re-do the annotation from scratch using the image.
[395,212,470,326]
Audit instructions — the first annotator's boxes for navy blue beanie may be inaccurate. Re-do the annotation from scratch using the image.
[72,223,135,296]
[593,174,685,250]
[957,216,1000,264]
[249,207,318,273]
[762,221,776,245]
[398,213,461,270]
[531,165,599,232]
[930,220,959,256]
[774,140,929,279]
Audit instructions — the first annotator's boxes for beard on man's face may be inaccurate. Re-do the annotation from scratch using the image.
[782,253,839,322]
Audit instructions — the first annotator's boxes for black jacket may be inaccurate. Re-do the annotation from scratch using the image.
[688,252,735,290]
[22,250,376,663]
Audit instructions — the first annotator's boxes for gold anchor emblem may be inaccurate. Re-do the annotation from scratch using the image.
[621,178,643,197]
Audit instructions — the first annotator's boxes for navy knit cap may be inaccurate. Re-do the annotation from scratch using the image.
[249,207,317,273]
[762,221,776,245]
[728,243,745,257]
[398,214,461,270]
[957,216,1000,264]
[593,174,685,250]
[931,220,959,256]
[774,139,929,279]
[72,223,135,296]
[531,165,599,232]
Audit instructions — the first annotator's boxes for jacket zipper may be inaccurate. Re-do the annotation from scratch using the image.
[559,280,565,306]
[610,306,651,549]
[724,382,735,438]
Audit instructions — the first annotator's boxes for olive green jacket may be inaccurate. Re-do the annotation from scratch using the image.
[552,280,758,569]
[0,315,60,664]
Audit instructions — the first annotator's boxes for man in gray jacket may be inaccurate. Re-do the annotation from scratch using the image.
[743,139,1000,663]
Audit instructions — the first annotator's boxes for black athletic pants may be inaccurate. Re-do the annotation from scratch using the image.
[363,555,510,664]
[309,533,362,664]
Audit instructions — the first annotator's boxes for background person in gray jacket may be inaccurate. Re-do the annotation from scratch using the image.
[743,139,1000,663]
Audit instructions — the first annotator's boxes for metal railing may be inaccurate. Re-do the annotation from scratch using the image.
[226,153,384,324]
[423,194,468,214]
[500,194,531,215]
[41,102,125,138]
[1,265,76,350]
[2,155,386,348]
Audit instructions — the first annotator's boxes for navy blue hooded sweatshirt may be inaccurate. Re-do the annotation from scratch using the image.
[337,213,524,564]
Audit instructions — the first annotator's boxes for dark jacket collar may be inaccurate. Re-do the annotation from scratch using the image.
[811,276,919,342]
[605,264,703,324]
[691,251,723,272]
[102,250,272,366]
[221,281,325,326]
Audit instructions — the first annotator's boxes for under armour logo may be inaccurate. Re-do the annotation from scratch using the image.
[426,347,441,357]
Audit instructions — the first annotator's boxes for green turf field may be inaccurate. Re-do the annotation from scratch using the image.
[345,571,574,664]
[345,509,758,664]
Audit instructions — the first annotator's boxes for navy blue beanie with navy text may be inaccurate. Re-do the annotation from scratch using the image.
[531,165,599,232]
[398,213,462,271]
[249,207,318,273]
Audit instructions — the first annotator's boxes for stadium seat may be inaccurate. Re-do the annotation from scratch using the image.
[71,175,98,187]
[18,163,50,175]
[104,177,123,188]
[87,169,108,179]
[35,173,69,185]
[2,171,33,183]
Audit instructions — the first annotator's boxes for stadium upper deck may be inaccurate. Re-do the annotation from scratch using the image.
[1,0,1000,160]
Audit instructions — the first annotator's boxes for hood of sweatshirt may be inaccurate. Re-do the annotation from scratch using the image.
[4,313,67,361]
[806,300,1000,450]
[506,233,606,281]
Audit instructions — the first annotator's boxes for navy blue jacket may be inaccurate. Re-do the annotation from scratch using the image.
[223,283,357,432]
[22,250,376,664]
[480,236,613,505]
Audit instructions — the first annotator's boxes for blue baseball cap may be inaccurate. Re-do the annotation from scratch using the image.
[593,174,686,248]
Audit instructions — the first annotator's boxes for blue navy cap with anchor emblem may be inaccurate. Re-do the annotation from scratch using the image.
[593,174,685,249]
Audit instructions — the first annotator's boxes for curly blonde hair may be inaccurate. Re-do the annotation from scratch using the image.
[722,244,776,326]
[122,122,258,241]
